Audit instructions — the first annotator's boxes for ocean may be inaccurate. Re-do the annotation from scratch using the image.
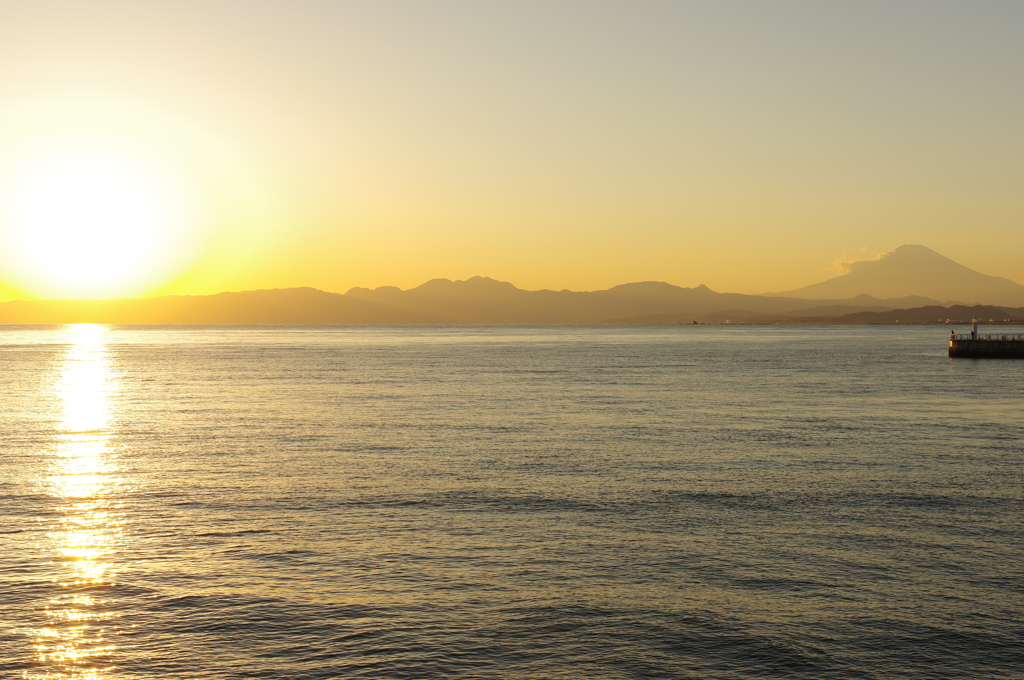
[1,324,1021,679]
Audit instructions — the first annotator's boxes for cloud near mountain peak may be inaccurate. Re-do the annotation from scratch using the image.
[829,249,888,275]
[834,244,931,274]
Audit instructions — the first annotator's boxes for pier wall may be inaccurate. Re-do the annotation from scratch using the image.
[949,339,1024,358]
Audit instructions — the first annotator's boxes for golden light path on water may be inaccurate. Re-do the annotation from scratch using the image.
[32,324,123,680]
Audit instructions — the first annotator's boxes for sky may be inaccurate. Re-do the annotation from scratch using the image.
[0,0,1021,300]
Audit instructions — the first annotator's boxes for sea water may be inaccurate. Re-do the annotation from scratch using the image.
[1,324,1021,679]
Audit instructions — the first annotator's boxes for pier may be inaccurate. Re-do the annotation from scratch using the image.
[949,320,1024,358]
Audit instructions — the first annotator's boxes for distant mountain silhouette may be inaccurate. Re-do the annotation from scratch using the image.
[4,246,1019,324]
[829,305,1024,325]
[344,276,938,324]
[339,276,937,323]
[604,304,1024,325]
[0,278,942,325]
[767,245,1024,306]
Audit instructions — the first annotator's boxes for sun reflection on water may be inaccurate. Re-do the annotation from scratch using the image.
[31,324,123,679]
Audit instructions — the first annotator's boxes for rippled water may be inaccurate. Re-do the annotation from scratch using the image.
[1,324,1021,679]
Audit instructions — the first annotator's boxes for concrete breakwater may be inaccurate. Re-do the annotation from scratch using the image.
[949,332,1024,358]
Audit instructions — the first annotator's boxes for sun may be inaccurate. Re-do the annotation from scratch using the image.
[0,139,202,299]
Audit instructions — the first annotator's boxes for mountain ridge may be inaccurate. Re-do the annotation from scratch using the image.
[1,245,1019,324]
[0,281,948,325]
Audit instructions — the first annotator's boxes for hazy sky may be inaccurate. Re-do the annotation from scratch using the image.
[0,0,1021,299]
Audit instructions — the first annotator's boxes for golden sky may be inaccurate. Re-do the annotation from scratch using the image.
[0,1,1021,300]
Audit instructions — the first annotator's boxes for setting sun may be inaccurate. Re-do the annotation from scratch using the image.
[0,140,201,299]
